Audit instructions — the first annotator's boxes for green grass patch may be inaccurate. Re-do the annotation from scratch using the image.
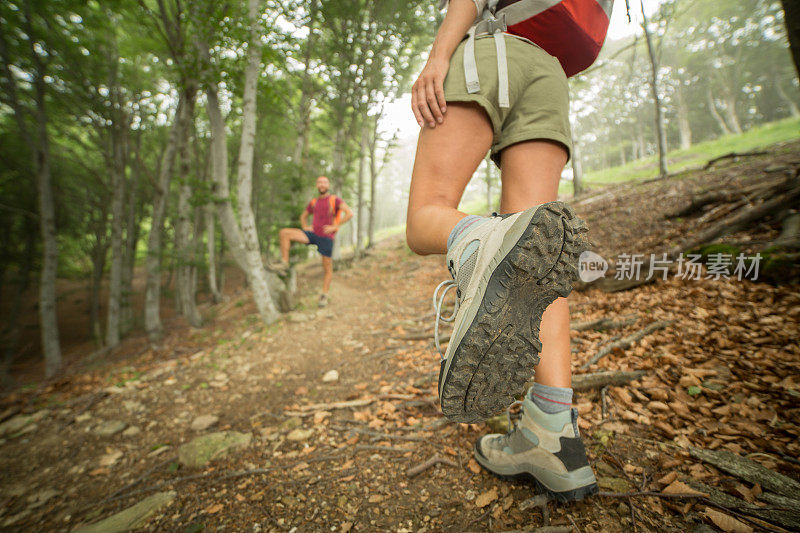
[579,117,800,187]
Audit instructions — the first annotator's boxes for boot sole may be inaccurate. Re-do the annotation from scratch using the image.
[439,202,589,423]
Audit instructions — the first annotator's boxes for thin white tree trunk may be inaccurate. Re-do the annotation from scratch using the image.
[676,82,692,150]
[235,0,279,323]
[640,0,668,178]
[206,203,221,303]
[572,138,584,197]
[355,124,367,255]
[707,85,732,136]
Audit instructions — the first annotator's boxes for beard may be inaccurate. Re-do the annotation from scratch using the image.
[317,187,329,195]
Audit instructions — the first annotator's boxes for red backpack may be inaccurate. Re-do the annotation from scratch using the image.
[456,0,613,108]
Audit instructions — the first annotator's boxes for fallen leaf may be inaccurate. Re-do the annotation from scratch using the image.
[206,503,224,514]
[475,487,498,508]
[467,459,481,474]
[662,480,707,497]
[657,471,678,485]
[703,507,753,533]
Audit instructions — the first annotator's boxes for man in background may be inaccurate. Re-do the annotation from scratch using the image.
[275,175,353,307]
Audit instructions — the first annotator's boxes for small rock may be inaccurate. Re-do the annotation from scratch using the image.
[95,420,127,437]
[123,401,145,413]
[73,491,176,533]
[178,431,252,468]
[148,446,171,458]
[280,417,302,431]
[0,414,33,437]
[191,415,219,431]
[99,450,123,467]
[75,413,92,423]
[322,370,339,383]
[122,426,141,437]
[286,428,314,442]
[289,313,309,323]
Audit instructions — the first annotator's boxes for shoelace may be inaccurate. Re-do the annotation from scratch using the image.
[432,279,460,360]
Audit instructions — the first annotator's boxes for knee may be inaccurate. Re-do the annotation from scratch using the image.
[279,228,289,239]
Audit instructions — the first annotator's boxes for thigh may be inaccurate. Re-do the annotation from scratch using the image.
[284,228,311,244]
[499,140,568,213]
[408,102,494,214]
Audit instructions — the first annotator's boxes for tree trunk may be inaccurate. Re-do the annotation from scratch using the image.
[144,94,189,342]
[640,0,668,178]
[676,82,692,150]
[105,126,126,348]
[572,138,584,196]
[355,124,367,255]
[90,226,107,346]
[12,3,62,376]
[781,0,800,81]
[234,0,280,323]
[175,96,202,327]
[707,85,732,136]
[720,84,743,134]
[292,0,318,176]
[775,78,800,117]
[206,204,221,303]
[120,157,139,336]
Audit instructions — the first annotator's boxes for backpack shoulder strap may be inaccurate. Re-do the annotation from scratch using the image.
[310,197,317,209]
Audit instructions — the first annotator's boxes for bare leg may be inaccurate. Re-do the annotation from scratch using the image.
[321,256,333,294]
[279,228,310,263]
[407,103,494,255]
[499,140,572,388]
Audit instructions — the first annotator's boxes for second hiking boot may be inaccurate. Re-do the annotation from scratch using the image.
[435,202,589,423]
[474,390,598,502]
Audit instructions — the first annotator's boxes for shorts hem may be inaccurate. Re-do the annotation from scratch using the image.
[491,129,572,163]
[443,93,503,140]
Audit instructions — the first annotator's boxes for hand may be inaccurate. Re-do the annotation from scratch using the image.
[302,225,312,232]
[322,224,338,235]
[411,56,449,129]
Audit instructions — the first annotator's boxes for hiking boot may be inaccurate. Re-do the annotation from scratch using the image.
[434,201,589,423]
[318,294,328,308]
[268,261,290,276]
[474,391,598,502]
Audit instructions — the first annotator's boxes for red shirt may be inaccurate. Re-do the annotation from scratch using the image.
[306,195,343,238]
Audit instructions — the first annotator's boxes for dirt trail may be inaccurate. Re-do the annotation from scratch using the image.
[1,144,800,531]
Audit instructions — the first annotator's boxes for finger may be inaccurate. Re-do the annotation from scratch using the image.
[426,80,443,123]
[411,86,424,127]
[434,76,447,115]
[417,85,436,128]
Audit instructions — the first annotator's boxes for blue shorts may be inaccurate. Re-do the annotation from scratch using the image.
[303,230,334,257]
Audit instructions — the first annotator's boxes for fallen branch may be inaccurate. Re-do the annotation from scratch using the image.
[406,453,457,478]
[703,150,769,170]
[294,398,374,412]
[581,320,673,369]
[572,371,647,391]
[689,447,800,501]
[685,479,800,531]
[331,425,424,442]
[571,316,637,332]
[354,444,414,454]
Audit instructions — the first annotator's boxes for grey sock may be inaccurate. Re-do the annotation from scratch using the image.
[446,215,487,250]
[530,382,573,414]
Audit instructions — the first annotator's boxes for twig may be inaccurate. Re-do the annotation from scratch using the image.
[466,507,492,528]
[294,398,374,412]
[704,150,769,170]
[102,455,177,503]
[600,386,609,420]
[330,425,424,442]
[406,453,457,478]
[581,320,673,369]
[354,444,413,454]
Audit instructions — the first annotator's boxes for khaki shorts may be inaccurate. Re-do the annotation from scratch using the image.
[443,33,572,166]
